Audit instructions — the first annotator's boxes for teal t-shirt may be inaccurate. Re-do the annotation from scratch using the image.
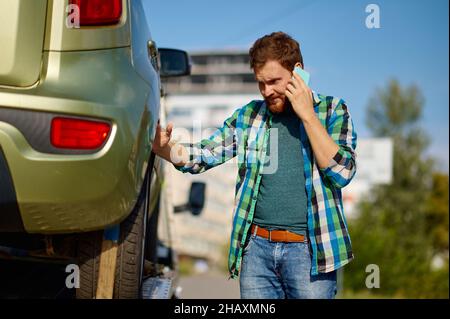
[253,106,308,235]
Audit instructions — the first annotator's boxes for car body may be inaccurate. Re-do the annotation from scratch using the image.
[0,0,192,298]
[0,0,164,233]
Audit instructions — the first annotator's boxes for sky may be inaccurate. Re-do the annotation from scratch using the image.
[144,0,449,171]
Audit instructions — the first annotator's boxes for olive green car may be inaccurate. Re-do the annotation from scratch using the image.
[0,0,190,298]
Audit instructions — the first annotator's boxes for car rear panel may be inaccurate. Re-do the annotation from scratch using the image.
[0,48,156,234]
[0,0,48,87]
[44,0,130,52]
[0,0,162,234]
[0,0,130,89]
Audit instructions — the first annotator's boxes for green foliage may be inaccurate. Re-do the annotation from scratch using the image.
[344,79,449,298]
[425,173,449,254]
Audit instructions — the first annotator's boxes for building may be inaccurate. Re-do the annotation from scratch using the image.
[163,50,258,95]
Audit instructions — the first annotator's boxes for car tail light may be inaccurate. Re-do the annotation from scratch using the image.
[51,117,111,150]
[69,0,122,26]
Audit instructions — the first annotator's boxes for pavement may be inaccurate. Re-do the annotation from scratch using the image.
[178,269,240,299]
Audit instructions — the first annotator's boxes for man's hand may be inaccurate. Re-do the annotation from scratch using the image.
[285,72,340,169]
[152,121,188,166]
[152,121,173,154]
[285,71,315,122]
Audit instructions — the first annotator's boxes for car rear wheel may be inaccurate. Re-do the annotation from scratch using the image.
[76,156,155,299]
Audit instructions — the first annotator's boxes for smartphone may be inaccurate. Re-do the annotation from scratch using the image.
[293,66,310,86]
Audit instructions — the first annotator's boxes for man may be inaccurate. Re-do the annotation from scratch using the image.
[152,32,357,299]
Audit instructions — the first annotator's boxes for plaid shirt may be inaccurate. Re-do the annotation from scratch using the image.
[174,91,357,278]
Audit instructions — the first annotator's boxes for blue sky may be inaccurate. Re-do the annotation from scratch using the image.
[144,0,449,171]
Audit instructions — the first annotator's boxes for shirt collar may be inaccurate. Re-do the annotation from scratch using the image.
[312,90,321,106]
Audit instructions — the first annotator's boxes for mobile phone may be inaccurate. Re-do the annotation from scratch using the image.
[293,66,310,86]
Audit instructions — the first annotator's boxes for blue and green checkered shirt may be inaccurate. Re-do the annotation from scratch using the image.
[174,91,357,278]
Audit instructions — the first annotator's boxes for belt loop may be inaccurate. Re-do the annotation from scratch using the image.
[252,224,258,237]
[268,229,272,242]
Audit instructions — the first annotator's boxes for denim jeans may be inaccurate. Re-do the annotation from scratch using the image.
[239,233,337,299]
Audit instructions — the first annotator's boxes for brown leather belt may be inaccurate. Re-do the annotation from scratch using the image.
[251,224,306,243]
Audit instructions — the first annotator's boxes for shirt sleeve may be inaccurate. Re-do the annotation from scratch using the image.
[320,99,357,188]
[173,108,240,175]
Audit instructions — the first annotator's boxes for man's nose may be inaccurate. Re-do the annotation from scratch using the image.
[263,85,274,97]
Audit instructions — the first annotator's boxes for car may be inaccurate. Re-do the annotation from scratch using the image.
[0,0,196,299]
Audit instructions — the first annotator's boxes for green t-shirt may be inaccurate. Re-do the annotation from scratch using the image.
[253,106,308,235]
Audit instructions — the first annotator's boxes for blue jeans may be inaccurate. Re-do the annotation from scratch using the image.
[239,233,337,299]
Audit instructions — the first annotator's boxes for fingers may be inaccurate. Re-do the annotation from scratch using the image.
[291,71,311,94]
[285,77,311,105]
[155,122,162,134]
[289,73,304,94]
[285,88,293,101]
[166,122,173,135]
[157,122,173,133]
[286,82,295,94]
[155,122,174,142]
[292,71,305,88]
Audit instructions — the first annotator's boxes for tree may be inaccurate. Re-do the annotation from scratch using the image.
[425,173,449,255]
[421,172,449,298]
[344,79,448,298]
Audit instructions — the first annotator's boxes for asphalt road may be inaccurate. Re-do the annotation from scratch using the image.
[178,271,240,299]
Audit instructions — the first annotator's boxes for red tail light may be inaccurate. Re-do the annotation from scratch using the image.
[51,117,111,150]
[69,0,122,26]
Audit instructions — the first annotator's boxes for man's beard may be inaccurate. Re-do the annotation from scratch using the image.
[266,96,288,113]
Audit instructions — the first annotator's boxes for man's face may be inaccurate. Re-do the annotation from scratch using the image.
[254,60,294,113]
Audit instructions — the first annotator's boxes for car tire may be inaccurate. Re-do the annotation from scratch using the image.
[144,195,160,266]
[112,192,146,298]
[76,156,154,299]
[75,229,102,299]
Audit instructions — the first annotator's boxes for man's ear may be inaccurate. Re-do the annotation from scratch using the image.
[294,62,303,69]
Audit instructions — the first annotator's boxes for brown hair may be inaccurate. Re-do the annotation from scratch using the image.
[249,32,303,71]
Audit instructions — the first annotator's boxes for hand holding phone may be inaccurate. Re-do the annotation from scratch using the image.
[293,66,310,86]
[286,65,314,120]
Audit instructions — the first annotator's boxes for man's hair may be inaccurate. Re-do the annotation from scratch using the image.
[249,31,303,71]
